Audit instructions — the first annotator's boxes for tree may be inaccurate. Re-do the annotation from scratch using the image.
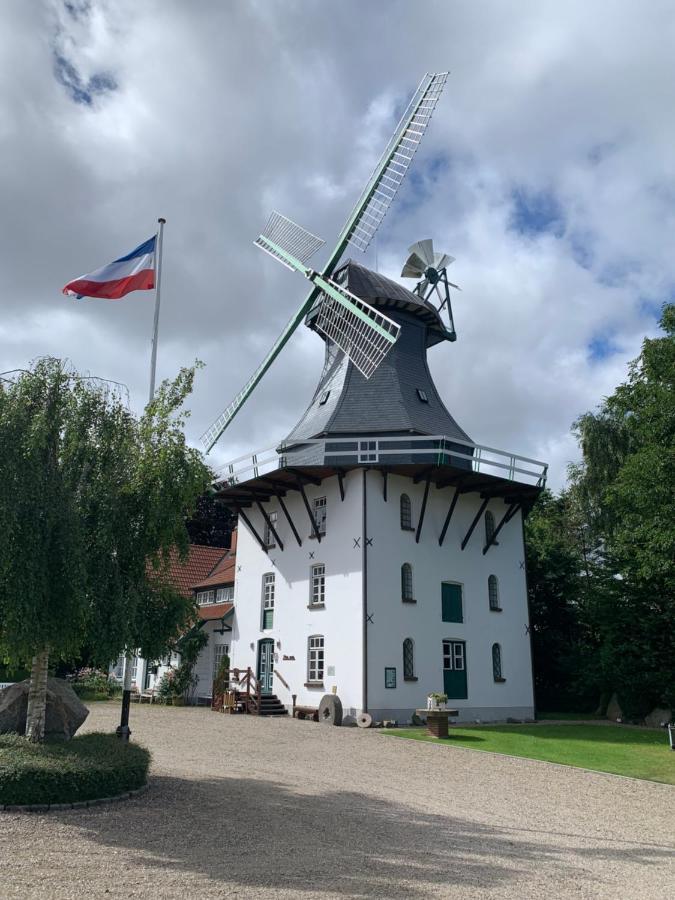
[525,490,598,711]
[569,303,675,717]
[0,359,211,740]
[185,491,234,548]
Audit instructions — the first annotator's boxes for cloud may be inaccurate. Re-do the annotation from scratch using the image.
[1,0,673,490]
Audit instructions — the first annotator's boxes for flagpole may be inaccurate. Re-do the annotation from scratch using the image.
[148,217,166,404]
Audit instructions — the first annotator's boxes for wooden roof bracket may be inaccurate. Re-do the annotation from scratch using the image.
[415,472,432,544]
[297,480,322,542]
[256,500,284,552]
[273,488,302,547]
[482,503,520,555]
[461,497,490,551]
[234,505,268,554]
[438,485,461,547]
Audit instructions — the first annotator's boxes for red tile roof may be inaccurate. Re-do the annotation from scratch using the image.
[198,602,234,621]
[191,529,237,590]
[161,545,228,599]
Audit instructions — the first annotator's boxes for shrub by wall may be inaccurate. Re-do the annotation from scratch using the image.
[0,732,150,806]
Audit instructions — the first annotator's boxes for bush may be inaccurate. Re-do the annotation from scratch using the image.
[0,732,151,806]
[68,668,123,701]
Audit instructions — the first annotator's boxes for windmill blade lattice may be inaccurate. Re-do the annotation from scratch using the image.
[200,72,448,453]
[313,285,400,379]
[341,73,448,254]
[254,212,401,377]
[255,211,325,269]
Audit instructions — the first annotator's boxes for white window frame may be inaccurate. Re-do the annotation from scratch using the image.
[216,585,234,603]
[313,496,327,536]
[307,635,325,684]
[197,590,215,606]
[264,510,278,548]
[442,639,465,672]
[310,563,326,607]
[212,643,230,680]
[358,440,378,463]
[261,573,275,630]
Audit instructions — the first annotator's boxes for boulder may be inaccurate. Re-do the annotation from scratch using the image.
[0,678,88,740]
[644,707,672,728]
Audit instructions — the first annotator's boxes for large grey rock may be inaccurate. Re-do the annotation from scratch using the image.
[644,707,672,728]
[0,677,88,739]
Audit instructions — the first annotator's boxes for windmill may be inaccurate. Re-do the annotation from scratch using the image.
[401,239,461,341]
[200,72,448,454]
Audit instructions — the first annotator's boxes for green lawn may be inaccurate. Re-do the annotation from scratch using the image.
[382,724,675,784]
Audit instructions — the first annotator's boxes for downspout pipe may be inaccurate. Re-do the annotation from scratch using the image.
[362,467,368,714]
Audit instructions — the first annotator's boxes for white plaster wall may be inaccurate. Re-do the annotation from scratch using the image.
[365,471,534,722]
[231,468,364,715]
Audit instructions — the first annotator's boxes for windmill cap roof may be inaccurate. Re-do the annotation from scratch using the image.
[307,260,450,346]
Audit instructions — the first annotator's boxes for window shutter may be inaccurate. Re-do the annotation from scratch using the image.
[441,583,463,622]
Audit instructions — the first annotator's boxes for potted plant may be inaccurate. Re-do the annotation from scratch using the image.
[427,691,448,710]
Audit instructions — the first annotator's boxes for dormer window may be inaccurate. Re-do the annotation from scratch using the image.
[319,391,330,406]
[416,389,429,403]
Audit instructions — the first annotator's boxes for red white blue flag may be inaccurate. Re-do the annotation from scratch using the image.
[62,235,156,300]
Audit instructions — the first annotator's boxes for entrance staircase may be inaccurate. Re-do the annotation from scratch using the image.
[257,693,288,716]
[213,667,288,716]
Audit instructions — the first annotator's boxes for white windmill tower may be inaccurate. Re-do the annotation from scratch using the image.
[201,74,547,727]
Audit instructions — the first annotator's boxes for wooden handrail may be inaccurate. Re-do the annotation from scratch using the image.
[274,668,290,692]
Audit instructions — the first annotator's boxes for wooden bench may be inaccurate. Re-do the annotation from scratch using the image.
[293,705,319,722]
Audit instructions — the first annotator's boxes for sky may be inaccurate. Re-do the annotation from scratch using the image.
[1,0,673,490]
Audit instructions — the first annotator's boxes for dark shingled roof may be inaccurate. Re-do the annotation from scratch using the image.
[307,260,451,347]
[285,261,471,448]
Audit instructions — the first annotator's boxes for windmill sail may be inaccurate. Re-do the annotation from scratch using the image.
[338,73,448,255]
[313,282,400,379]
[255,216,401,378]
[200,72,448,453]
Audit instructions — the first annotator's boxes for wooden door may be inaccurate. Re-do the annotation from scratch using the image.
[257,639,274,694]
[442,639,467,699]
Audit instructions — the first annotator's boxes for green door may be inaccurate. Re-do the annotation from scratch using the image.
[441,583,463,622]
[443,639,467,700]
[257,639,274,694]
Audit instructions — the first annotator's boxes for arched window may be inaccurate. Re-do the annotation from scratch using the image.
[492,643,503,681]
[485,510,497,545]
[400,494,413,530]
[488,575,500,611]
[401,563,414,602]
[403,638,415,679]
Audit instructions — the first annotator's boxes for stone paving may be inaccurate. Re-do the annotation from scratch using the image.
[1,702,673,899]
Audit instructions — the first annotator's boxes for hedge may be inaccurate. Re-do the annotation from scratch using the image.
[0,732,151,806]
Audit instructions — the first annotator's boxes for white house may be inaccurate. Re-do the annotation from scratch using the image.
[111,542,234,699]
[215,262,546,723]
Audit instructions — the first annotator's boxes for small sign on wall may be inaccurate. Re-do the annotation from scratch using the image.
[385,667,396,689]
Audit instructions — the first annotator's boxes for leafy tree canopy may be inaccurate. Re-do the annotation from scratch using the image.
[0,358,212,671]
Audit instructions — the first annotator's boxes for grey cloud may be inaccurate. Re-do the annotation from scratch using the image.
[1,0,673,487]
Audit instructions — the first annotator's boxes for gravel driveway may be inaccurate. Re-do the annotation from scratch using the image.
[1,703,673,899]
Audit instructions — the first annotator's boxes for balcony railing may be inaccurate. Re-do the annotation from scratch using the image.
[214,434,548,489]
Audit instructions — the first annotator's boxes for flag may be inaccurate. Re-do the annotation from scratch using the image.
[63,235,156,300]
